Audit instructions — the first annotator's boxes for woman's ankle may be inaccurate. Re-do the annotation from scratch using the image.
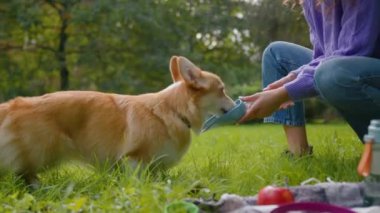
[282,145,313,158]
[288,145,313,156]
[283,125,310,156]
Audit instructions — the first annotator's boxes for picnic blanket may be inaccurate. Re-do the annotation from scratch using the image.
[184,180,380,213]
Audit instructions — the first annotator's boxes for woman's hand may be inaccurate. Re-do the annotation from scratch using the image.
[239,87,291,123]
[264,73,297,109]
[238,73,297,123]
[263,72,297,91]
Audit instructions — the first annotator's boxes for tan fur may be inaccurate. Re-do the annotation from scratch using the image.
[0,56,235,185]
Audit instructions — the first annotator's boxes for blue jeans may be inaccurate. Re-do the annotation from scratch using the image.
[262,41,380,141]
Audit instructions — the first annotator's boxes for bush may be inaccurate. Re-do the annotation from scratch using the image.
[304,98,341,123]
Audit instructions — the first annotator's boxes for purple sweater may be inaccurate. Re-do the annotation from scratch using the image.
[284,0,380,101]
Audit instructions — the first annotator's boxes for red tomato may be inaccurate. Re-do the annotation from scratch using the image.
[257,186,294,205]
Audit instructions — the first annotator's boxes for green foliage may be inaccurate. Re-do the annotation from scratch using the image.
[0,124,363,211]
[305,98,341,123]
[0,0,336,119]
[0,0,308,96]
[229,83,261,100]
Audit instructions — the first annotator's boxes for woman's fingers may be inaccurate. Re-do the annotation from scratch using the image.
[239,93,261,123]
[279,100,294,109]
[263,79,285,91]
[239,87,292,123]
[239,102,258,123]
[239,93,259,102]
[263,73,297,91]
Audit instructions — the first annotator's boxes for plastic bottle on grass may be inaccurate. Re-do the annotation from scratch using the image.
[358,119,380,206]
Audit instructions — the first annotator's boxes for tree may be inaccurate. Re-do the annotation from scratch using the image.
[0,0,309,100]
[45,0,78,90]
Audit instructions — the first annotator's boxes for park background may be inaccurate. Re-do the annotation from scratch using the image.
[0,0,338,122]
[0,1,362,212]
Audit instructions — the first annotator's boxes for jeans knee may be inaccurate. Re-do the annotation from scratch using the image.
[314,64,330,96]
[314,58,352,104]
[262,41,290,78]
[262,41,288,62]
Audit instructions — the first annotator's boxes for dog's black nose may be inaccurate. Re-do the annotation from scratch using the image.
[221,108,228,114]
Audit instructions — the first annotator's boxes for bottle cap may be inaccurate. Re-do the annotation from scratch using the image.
[364,134,375,143]
[368,120,380,144]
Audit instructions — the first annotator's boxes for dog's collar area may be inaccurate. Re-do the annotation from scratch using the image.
[178,114,191,129]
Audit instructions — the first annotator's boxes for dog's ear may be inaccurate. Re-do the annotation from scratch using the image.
[178,56,208,89]
[170,56,183,82]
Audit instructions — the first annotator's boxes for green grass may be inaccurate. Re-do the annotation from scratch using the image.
[0,124,364,212]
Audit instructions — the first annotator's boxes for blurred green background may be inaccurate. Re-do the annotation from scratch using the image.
[0,0,338,121]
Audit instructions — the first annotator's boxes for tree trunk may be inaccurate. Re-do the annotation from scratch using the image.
[57,11,69,90]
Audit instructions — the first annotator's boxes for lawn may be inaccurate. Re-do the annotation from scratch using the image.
[0,123,364,212]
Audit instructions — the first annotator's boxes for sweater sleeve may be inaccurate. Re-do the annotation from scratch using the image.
[284,0,380,101]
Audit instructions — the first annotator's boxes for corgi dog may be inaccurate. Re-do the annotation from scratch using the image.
[0,56,235,186]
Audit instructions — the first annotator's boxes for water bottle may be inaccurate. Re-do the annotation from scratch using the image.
[358,120,380,206]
